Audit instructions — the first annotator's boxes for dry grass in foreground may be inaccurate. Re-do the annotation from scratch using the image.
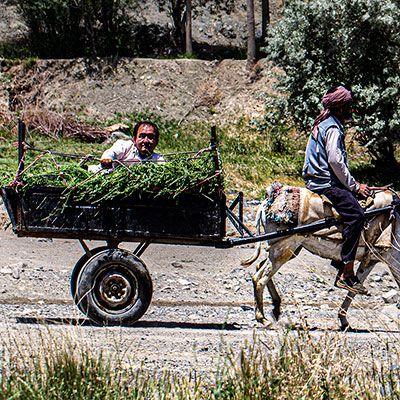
[0,326,399,399]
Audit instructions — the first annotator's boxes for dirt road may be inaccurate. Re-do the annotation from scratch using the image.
[0,227,399,373]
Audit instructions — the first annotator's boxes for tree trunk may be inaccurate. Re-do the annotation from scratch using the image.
[372,140,399,169]
[185,0,193,54]
[261,0,270,43]
[247,0,256,66]
[171,0,184,52]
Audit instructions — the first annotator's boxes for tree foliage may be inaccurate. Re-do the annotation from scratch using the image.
[265,0,400,165]
[16,0,138,58]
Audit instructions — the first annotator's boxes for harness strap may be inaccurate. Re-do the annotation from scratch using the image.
[390,190,400,221]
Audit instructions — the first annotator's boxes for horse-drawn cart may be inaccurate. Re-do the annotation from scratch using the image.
[1,122,396,326]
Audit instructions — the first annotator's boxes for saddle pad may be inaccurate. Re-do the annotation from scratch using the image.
[320,193,375,216]
[264,184,393,245]
[264,182,300,225]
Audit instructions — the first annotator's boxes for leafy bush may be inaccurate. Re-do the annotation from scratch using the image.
[265,0,400,166]
[15,0,138,58]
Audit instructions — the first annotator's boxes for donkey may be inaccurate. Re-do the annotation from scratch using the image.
[241,186,400,330]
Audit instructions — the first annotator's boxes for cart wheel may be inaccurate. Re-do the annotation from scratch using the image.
[75,248,153,326]
[70,246,108,307]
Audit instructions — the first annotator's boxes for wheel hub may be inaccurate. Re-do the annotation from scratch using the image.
[98,272,133,307]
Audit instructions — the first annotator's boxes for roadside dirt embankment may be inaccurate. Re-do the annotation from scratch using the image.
[1,58,275,124]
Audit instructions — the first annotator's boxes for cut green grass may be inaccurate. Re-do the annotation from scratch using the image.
[1,112,397,200]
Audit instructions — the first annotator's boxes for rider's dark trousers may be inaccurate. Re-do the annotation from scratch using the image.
[315,185,365,264]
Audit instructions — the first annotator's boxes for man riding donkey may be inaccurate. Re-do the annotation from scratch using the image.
[302,85,372,295]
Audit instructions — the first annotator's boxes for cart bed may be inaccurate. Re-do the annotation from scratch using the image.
[1,187,226,245]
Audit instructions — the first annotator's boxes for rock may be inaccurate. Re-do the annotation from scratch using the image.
[381,304,400,316]
[214,21,222,32]
[382,289,399,304]
[177,278,191,286]
[370,274,382,282]
[0,262,26,279]
[0,203,9,229]
[230,267,243,275]
[171,262,183,269]
[0,268,13,275]
[37,238,53,242]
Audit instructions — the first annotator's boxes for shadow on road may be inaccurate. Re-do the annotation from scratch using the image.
[284,323,400,334]
[16,316,241,330]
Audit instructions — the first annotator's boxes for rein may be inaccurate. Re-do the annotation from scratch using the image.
[390,189,400,220]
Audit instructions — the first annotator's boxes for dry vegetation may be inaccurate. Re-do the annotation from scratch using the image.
[1,325,399,399]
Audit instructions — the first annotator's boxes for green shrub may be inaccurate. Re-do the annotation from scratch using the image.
[15,0,139,58]
[265,0,400,166]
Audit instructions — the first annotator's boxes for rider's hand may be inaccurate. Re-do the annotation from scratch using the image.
[358,183,371,198]
[100,157,113,169]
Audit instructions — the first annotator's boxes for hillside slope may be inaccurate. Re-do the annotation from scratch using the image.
[1,58,275,123]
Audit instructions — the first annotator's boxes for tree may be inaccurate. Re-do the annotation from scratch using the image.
[157,0,186,52]
[261,0,270,43]
[157,0,235,54]
[16,0,138,58]
[246,0,256,66]
[185,0,193,54]
[265,0,400,166]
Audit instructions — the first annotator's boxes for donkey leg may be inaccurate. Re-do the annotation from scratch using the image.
[266,279,281,320]
[252,258,275,326]
[265,244,303,321]
[338,258,377,330]
[252,239,303,325]
[253,265,284,325]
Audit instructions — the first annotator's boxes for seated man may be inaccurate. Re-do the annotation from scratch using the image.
[100,120,165,169]
[303,85,370,295]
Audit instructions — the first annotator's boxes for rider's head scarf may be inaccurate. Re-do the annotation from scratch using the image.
[312,86,353,138]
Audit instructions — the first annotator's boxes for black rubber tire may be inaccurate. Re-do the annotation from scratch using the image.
[70,246,109,309]
[75,248,153,326]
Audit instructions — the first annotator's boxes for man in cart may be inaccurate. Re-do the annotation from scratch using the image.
[302,85,371,295]
[99,120,165,169]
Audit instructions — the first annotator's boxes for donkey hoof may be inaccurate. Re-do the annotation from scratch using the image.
[340,321,350,331]
[259,319,274,329]
[255,313,275,328]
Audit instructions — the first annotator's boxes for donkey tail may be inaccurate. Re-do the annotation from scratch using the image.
[241,204,264,267]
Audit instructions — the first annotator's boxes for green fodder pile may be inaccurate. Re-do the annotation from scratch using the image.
[7,151,222,203]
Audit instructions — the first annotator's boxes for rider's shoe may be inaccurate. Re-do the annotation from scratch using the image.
[334,275,369,295]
